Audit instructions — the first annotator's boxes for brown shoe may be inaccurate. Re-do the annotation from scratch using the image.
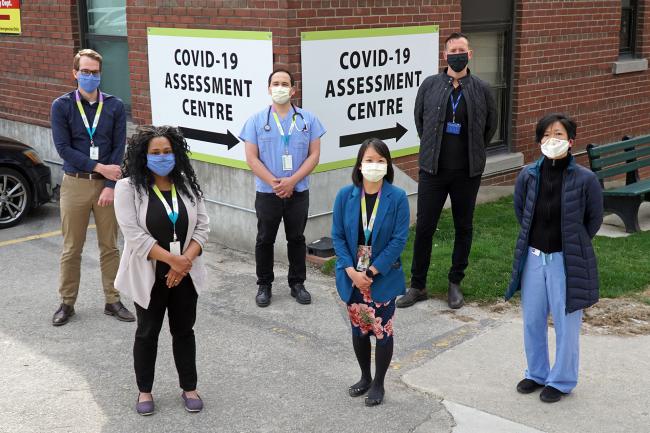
[447,282,464,309]
[52,303,75,326]
[104,301,135,322]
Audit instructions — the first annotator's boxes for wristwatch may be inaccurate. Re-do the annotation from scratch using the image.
[365,269,375,278]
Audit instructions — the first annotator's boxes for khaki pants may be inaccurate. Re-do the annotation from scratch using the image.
[59,175,120,306]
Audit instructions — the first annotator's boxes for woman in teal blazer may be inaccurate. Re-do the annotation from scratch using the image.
[332,138,410,407]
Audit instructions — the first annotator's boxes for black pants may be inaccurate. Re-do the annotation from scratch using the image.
[255,190,309,287]
[133,276,198,393]
[411,169,481,288]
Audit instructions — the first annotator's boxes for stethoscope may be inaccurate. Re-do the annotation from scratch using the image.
[264,104,309,132]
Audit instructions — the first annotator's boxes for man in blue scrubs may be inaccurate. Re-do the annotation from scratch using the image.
[240,69,326,307]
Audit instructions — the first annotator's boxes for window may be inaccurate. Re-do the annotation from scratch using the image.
[465,31,509,149]
[79,0,131,110]
[620,0,638,57]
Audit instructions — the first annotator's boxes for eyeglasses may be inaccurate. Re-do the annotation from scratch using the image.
[77,69,101,77]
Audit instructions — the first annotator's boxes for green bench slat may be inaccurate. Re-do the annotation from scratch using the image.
[603,179,650,197]
[588,134,650,157]
[590,146,650,169]
[594,157,650,179]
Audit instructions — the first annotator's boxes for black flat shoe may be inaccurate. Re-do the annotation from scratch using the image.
[364,395,384,406]
[517,378,544,394]
[348,379,372,397]
[364,387,384,406]
[540,385,566,403]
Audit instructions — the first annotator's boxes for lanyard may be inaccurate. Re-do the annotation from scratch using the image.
[361,188,382,245]
[450,90,462,123]
[152,184,179,242]
[75,90,104,147]
[272,110,297,155]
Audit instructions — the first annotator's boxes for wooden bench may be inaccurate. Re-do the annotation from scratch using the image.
[586,134,650,233]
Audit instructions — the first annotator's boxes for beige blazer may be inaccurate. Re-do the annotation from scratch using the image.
[114,177,210,309]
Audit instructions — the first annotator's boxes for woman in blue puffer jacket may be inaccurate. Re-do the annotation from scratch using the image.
[505,113,603,403]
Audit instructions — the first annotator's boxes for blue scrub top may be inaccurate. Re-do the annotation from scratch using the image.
[239,105,326,193]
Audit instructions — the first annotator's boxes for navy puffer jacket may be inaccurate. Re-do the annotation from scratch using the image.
[505,155,604,313]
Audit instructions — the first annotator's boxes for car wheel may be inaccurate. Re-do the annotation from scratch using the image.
[0,167,32,229]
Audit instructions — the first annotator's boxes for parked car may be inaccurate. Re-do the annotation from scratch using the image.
[0,136,53,229]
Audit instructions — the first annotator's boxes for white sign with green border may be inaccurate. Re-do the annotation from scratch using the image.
[147,27,273,168]
[301,26,439,172]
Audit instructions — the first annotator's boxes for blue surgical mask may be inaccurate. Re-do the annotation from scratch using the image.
[77,73,101,93]
[147,153,176,176]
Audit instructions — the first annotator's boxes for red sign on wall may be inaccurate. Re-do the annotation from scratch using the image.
[0,0,21,35]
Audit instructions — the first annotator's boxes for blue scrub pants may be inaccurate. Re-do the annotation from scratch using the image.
[521,247,583,393]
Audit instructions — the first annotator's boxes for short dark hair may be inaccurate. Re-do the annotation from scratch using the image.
[268,69,294,86]
[535,113,577,144]
[445,32,470,49]
[351,138,395,186]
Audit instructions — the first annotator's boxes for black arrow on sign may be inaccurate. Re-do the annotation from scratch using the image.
[339,122,408,148]
[178,127,240,150]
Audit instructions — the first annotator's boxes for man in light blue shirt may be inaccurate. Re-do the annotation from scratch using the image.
[240,69,326,308]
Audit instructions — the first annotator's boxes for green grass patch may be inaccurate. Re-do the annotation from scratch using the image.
[321,257,336,276]
[401,195,650,301]
[322,195,650,301]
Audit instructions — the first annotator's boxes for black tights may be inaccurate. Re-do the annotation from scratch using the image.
[351,334,394,399]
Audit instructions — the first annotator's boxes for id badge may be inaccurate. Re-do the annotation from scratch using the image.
[531,248,541,257]
[169,241,181,256]
[446,122,461,135]
[90,146,99,160]
[282,154,293,171]
[356,245,372,272]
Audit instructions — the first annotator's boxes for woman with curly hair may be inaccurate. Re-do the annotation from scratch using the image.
[114,125,209,415]
[331,138,410,406]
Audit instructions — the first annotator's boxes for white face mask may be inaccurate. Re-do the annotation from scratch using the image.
[541,137,570,159]
[361,162,388,183]
[271,86,291,104]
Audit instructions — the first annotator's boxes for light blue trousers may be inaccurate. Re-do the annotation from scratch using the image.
[521,247,583,393]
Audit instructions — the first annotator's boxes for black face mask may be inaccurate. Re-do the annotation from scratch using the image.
[447,52,469,73]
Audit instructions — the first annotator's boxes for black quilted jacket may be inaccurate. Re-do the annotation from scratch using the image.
[414,69,497,177]
[505,156,604,313]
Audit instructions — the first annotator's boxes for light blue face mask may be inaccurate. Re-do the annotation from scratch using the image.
[77,73,101,93]
[147,153,176,176]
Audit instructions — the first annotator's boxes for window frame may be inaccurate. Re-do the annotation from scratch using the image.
[462,22,513,154]
[619,0,638,58]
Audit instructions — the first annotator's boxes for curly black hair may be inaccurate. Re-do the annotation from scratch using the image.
[122,125,203,204]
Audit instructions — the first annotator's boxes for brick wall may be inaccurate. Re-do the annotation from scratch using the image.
[285,0,459,176]
[2,0,649,187]
[126,0,290,123]
[511,0,650,166]
[126,0,458,176]
[0,1,80,128]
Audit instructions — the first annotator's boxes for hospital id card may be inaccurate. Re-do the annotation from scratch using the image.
[282,154,293,171]
[169,241,181,256]
[446,122,461,135]
[356,245,372,272]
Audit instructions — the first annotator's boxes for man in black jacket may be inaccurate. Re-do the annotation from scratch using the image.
[398,33,497,310]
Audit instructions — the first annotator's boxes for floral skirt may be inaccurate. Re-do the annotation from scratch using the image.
[346,286,395,346]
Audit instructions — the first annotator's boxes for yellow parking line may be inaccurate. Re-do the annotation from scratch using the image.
[0,225,96,248]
